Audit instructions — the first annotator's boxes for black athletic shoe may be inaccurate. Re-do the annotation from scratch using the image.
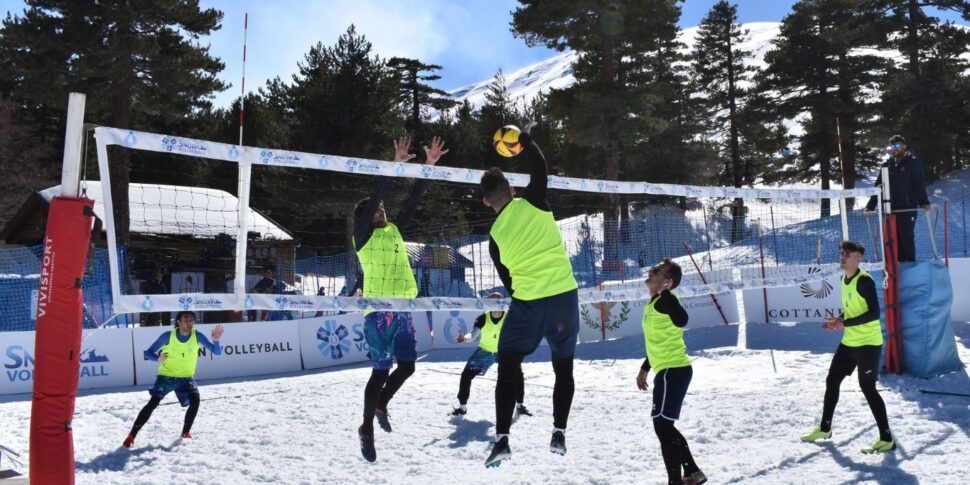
[358,425,376,462]
[515,404,533,416]
[450,407,467,417]
[485,436,511,468]
[375,408,392,433]
[550,430,566,455]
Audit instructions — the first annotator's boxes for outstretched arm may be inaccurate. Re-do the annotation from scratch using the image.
[396,136,449,232]
[520,121,550,211]
[143,332,170,361]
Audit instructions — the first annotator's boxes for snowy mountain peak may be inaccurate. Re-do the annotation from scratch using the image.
[447,22,782,111]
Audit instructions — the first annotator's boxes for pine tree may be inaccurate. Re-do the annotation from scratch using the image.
[388,57,457,145]
[754,0,887,216]
[513,0,689,272]
[0,0,227,244]
[690,1,753,241]
[871,0,970,177]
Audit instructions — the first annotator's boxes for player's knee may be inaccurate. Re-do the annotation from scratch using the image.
[396,360,415,378]
[825,370,847,388]
[552,356,574,376]
[652,416,674,438]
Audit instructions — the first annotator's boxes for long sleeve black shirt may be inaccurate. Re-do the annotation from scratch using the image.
[865,153,930,212]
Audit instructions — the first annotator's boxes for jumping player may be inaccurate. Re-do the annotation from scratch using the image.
[480,120,579,467]
[354,136,449,462]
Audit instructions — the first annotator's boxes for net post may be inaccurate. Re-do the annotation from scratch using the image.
[235,160,252,310]
[60,93,86,197]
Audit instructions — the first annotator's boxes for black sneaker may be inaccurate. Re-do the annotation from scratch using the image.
[358,425,376,462]
[375,408,392,433]
[484,436,511,468]
[450,407,467,417]
[515,404,533,416]
[550,430,566,455]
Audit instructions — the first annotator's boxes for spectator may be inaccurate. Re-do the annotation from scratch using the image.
[865,135,930,262]
[142,271,169,327]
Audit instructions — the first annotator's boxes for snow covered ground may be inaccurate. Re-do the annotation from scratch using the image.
[1,319,968,484]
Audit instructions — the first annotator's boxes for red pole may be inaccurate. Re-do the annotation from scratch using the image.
[683,242,729,325]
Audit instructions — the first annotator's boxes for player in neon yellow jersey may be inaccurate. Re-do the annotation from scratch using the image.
[123,311,224,448]
[801,240,895,454]
[451,292,531,418]
[480,120,579,467]
[354,136,449,462]
[636,259,706,485]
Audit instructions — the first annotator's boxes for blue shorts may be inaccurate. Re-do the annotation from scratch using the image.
[652,366,692,420]
[498,289,579,358]
[149,375,199,407]
[463,347,498,376]
[364,311,416,370]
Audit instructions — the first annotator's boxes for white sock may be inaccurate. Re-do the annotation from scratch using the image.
[458,404,467,411]
[553,427,566,434]
[495,433,509,441]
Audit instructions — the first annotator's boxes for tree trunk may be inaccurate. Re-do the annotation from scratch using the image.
[726,26,746,242]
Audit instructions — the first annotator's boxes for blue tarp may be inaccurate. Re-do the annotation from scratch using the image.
[896,259,963,378]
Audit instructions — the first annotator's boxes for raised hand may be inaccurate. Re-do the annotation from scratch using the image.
[393,137,416,163]
[522,119,538,135]
[422,136,449,166]
[211,324,225,341]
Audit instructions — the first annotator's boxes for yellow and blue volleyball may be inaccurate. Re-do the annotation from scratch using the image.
[492,125,523,158]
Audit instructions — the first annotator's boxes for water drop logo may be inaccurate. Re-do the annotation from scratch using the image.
[142,296,154,311]
[228,145,240,160]
[244,295,255,309]
[395,164,406,176]
[475,299,484,310]
[318,156,329,168]
[465,170,475,181]
[317,320,350,360]
[443,311,468,344]
[162,136,177,152]
[260,150,272,164]
[331,296,341,309]
[124,131,137,146]
[580,179,588,190]
[408,299,418,310]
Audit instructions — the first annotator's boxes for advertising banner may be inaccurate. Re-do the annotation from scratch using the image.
[299,312,433,370]
[741,264,843,324]
[133,321,301,385]
[1,328,135,395]
[578,269,739,342]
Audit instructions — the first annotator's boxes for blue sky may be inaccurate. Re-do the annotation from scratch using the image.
[2,0,968,108]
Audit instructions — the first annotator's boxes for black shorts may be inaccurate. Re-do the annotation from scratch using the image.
[828,344,882,381]
[498,289,579,358]
[652,365,693,421]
